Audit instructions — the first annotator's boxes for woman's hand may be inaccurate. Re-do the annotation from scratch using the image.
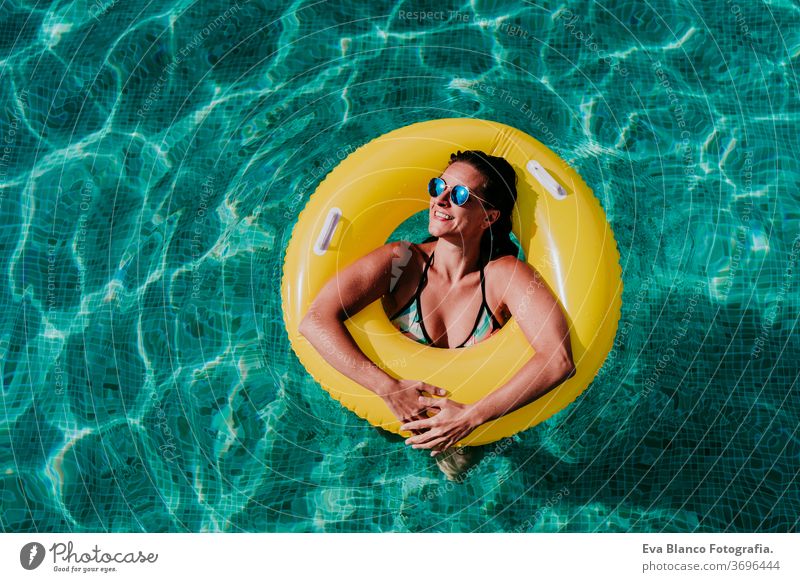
[400,397,482,455]
[379,379,447,427]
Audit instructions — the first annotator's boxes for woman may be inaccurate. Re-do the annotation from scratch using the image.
[298,150,575,480]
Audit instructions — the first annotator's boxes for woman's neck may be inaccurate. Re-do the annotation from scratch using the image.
[431,238,481,283]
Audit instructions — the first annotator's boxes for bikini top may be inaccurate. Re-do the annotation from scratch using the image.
[388,248,502,348]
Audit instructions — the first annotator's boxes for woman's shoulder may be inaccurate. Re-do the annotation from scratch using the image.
[387,240,434,262]
[385,240,434,274]
[414,240,436,257]
[485,254,544,293]
[485,253,524,274]
[485,253,558,313]
[382,241,431,299]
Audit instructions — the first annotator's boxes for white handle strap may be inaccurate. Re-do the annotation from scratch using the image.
[527,160,567,200]
[313,207,342,256]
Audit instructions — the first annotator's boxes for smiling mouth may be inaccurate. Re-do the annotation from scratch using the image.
[433,210,454,220]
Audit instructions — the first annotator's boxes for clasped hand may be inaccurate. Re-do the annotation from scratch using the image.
[379,379,480,456]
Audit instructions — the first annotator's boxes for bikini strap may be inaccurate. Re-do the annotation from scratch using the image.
[417,250,435,298]
[479,259,502,331]
[416,250,436,345]
[479,260,487,300]
[423,250,435,276]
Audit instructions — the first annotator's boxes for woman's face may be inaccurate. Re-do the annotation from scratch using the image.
[429,161,499,242]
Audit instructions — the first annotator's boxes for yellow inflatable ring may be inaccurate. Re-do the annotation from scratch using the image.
[282,118,622,446]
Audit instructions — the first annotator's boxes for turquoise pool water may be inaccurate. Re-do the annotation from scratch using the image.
[1,0,798,532]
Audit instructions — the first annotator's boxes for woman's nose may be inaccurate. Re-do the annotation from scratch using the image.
[433,188,451,204]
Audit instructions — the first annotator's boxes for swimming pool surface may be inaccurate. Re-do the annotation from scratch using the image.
[1,0,798,532]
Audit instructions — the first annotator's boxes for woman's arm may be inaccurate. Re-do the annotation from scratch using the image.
[469,258,575,424]
[298,242,446,424]
[402,258,575,453]
[298,242,401,393]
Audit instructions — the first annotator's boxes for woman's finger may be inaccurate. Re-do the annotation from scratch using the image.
[400,417,432,432]
[416,435,449,452]
[405,428,443,446]
[418,396,444,409]
[420,386,447,397]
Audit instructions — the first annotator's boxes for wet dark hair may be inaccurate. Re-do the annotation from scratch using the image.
[425,150,519,262]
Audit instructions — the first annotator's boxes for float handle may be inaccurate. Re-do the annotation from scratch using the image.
[313,207,342,255]
[527,160,567,200]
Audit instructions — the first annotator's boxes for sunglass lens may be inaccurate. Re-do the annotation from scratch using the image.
[428,177,445,197]
[452,185,470,206]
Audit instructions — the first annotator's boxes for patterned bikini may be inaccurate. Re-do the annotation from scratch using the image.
[388,248,502,348]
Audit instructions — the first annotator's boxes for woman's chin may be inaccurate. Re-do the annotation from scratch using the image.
[428,221,451,237]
